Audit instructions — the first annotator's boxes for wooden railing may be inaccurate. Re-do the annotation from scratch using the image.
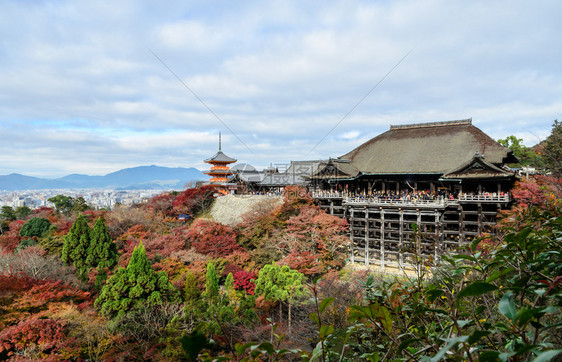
[312,192,511,205]
[458,193,510,202]
[311,191,344,199]
[344,196,450,207]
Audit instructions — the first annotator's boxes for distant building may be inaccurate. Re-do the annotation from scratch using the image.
[203,133,237,195]
[232,160,326,194]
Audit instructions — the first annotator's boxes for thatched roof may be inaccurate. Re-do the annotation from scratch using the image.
[339,119,517,175]
[441,153,515,179]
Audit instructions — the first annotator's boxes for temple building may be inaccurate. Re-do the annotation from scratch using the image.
[310,119,519,270]
[203,133,237,195]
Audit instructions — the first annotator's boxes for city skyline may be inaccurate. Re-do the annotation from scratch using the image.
[1,1,560,178]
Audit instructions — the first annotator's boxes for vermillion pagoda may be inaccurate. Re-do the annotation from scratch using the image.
[204,133,237,194]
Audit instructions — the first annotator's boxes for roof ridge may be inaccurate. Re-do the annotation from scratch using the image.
[390,118,472,130]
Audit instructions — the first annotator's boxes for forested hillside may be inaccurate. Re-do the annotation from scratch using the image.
[0,178,561,360]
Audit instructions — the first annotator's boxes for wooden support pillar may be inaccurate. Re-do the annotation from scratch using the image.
[417,209,422,274]
[459,205,465,242]
[399,209,404,268]
[382,182,386,193]
[477,203,483,235]
[380,208,385,269]
[364,208,369,266]
[349,208,354,263]
[434,210,441,263]
[329,200,334,215]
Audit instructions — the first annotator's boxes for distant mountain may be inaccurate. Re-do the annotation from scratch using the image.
[0,165,207,191]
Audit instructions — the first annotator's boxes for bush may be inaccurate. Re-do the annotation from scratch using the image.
[172,186,216,216]
[15,237,36,252]
[19,217,52,238]
[187,219,243,257]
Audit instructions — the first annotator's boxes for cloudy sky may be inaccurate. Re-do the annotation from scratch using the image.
[1,1,560,178]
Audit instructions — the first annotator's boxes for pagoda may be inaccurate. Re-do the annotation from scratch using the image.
[204,133,237,194]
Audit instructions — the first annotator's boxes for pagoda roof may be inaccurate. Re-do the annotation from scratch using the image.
[204,150,237,163]
[204,169,236,175]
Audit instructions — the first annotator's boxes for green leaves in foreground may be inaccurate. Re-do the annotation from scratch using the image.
[456,281,498,305]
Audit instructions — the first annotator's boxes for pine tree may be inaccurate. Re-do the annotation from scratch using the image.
[19,217,51,238]
[61,214,91,277]
[254,262,307,335]
[87,217,117,270]
[95,241,180,318]
[205,262,219,301]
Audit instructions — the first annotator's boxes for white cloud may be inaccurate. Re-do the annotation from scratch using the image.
[0,0,560,177]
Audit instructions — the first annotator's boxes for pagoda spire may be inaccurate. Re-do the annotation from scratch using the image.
[219,132,222,151]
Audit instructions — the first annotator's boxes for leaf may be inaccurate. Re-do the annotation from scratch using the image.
[516,307,536,326]
[427,289,445,303]
[398,338,422,353]
[318,297,335,314]
[319,325,334,339]
[498,292,516,321]
[478,350,500,361]
[181,330,209,361]
[256,342,275,356]
[457,282,498,300]
[310,341,324,361]
[485,268,515,283]
[468,330,491,344]
[452,254,478,262]
[379,306,393,335]
[359,352,380,362]
[456,319,472,328]
[235,342,257,356]
[430,336,469,362]
[532,350,562,362]
[309,312,320,326]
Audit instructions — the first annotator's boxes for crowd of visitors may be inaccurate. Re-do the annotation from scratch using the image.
[312,189,510,204]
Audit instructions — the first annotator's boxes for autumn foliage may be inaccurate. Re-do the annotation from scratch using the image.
[172,185,217,216]
[0,318,67,359]
[233,270,257,295]
[0,185,355,360]
[187,219,242,257]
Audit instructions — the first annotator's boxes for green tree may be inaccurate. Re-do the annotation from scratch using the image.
[73,196,91,212]
[14,205,32,219]
[48,195,75,215]
[0,206,15,234]
[86,217,117,270]
[1,206,16,221]
[204,262,220,302]
[61,214,91,277]
[254,262,307,334]
[543,119,562,176]
[498,135,540,167]
[19,217,52,238]
[87,217,118,290]
[95,241,180,318]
